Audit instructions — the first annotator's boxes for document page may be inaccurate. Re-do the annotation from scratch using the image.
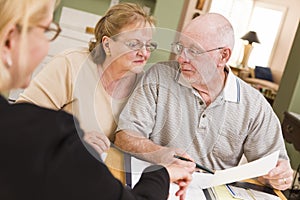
[192,151,279,189]
[131,151,279,199]
[169,183,207,200]
[131,157,208,200]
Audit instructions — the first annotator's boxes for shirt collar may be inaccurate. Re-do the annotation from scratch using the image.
[176,65,240,103]
[223,66,240,103]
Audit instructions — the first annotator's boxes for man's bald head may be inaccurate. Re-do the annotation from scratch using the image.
[182,13,235,51]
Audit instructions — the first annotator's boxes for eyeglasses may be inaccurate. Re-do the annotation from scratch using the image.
[37,22,61,41]
[171,42,224,59]
[124,39,158,52]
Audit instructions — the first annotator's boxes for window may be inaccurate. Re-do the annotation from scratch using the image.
[209,0,286,68]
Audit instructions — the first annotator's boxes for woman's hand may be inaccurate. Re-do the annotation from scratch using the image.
[165,164,193,200]
[83,131,110,155]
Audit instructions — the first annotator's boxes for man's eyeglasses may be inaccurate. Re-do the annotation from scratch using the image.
[37,22,61,41]
[124,39,158,52]
[171,42,224,59]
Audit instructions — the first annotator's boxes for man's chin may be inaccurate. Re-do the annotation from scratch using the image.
[131,66,144,74]
[182,73,197,84]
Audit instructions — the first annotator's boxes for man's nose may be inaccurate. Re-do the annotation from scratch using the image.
[177,48,190,63]
[138,45,148,56]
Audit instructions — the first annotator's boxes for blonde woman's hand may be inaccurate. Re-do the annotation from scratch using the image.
[165,164,193,200]
[83,131,110,155]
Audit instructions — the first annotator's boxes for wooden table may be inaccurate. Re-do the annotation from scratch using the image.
[244,179,287,200]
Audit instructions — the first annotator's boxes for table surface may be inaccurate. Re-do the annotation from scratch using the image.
[244,179,287,200]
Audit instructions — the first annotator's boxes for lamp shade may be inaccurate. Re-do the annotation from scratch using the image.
[241,31,260,44]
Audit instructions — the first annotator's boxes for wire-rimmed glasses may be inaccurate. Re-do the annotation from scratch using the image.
[124,39,158,52]
[171,42,224,59]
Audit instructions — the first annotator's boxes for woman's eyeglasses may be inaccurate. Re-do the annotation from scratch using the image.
[17,21,61,42]
[124,39,158,52]
[37,21,61,41]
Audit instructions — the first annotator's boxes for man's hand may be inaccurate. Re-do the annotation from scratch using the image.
[115,130,196,173]
[83,131,110,155]
[150,147,196,174]
[257,159,294,190]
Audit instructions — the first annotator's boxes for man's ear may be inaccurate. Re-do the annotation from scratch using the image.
[221,48,231,62]
[217,48,231,68]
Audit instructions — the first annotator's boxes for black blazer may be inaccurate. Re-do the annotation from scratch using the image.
[0,95,169,200]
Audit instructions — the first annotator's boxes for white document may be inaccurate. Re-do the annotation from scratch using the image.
[193,151,279,189]
[131,151,279,199]
[131,157,207,200]
[169,183,207,200]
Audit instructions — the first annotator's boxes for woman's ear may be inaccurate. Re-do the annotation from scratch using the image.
[101,36,110,48]
[101,36,111,56]
[1,25,18,68]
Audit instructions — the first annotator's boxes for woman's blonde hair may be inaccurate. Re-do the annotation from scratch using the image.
[89,2,155,64]
[0,0,59,92]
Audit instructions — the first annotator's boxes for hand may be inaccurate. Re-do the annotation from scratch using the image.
[83,131,110,155]
[257,159,294,190]
[157,147,196,174]
[166,164,193,200]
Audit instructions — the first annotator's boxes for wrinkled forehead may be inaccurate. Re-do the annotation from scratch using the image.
[177,30,209,49]
[114,23,154,41]
[179,21,220,49]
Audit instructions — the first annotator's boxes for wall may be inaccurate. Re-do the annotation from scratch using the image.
[148,0,185,64]
[54,0,110,21]
[53,0,184,64]
[273,22,300,169]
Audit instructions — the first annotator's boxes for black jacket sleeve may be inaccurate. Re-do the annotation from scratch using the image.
[45,112,170,200]
[0,98,170,200]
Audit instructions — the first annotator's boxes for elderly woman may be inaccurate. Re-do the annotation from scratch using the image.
[0,0,192,199]
[17,3,158,182]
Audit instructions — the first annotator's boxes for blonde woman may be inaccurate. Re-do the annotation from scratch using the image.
[0,0,192,199]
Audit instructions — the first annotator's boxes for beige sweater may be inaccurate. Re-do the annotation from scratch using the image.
[17,47,126,142]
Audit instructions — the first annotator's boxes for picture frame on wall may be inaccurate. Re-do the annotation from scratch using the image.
[196,0,205,10]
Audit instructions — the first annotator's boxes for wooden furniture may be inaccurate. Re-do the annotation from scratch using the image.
[282,111,300,151]
[245,179,287,200]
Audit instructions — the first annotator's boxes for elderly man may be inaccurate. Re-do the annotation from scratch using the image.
[115,13,293,191]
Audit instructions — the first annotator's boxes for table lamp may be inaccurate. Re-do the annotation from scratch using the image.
[240,31,260,68]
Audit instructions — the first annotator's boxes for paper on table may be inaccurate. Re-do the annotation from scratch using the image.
[193,150,279,189]
[169,183,207,200]
[130,157,207,200]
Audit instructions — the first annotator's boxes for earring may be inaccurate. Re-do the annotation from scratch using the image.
[5,55,12,68]
[106,50,111,57]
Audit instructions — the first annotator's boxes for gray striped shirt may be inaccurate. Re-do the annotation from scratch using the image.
[117,61,288,170]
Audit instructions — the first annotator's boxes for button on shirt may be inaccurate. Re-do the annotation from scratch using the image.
[117,61,288,170]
